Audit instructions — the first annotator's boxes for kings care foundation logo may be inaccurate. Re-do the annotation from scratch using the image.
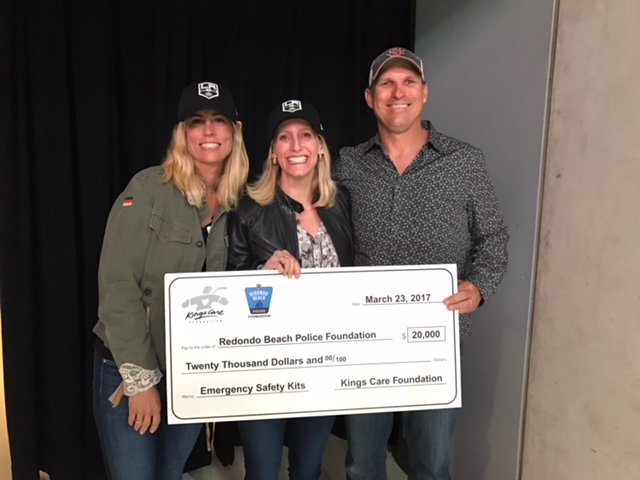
[181,286,227,323]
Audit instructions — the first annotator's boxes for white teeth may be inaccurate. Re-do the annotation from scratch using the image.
[390,104,409,109]
[288,156,308,164]
[201,143,220,149]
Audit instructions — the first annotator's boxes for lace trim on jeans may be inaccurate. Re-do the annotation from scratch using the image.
[119,363,162,396]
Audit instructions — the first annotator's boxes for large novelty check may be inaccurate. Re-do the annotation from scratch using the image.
[164,265,461,424]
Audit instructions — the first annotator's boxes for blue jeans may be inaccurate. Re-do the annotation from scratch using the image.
[345,408,458,480]
[92,353,203,480]
[238,415,335,480]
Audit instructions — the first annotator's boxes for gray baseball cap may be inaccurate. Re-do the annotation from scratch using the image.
[368,47,425,86]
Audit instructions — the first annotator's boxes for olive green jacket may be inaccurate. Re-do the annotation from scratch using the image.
[93,166,228,371]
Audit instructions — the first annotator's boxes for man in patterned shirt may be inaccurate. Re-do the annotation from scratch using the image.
[333,47,509,480]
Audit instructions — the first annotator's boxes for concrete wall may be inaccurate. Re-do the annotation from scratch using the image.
[415,0,556,478]
[521,1,640,478]
[417,1,640,478]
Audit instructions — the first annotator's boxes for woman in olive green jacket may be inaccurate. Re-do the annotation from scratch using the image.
[92,81,248,480]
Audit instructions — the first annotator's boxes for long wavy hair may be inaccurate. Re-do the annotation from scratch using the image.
[161,121,249,210]
[248,134,337,208]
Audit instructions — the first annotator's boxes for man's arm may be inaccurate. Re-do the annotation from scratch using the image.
[464,150,510,302]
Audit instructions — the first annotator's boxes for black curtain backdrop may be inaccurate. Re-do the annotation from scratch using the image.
[0,1,415,478]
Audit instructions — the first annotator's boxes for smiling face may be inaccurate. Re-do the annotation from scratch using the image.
[272,118,322,183]
[185,109,234,172]
[366,65,428,135]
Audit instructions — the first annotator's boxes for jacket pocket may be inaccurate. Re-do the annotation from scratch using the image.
[149,213,192,244]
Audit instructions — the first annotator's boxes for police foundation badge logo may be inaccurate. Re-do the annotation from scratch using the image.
[181,286,227,322]
[245,284,273,316]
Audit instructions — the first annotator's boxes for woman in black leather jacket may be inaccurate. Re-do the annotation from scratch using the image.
[227,100,353,480]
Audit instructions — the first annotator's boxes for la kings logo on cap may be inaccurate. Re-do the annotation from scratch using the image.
[282,99,302,113]
[198,82,219,99]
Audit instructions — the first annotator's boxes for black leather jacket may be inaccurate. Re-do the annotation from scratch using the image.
[227,187,354,270]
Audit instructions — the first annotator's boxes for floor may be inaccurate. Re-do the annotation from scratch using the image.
[184,436,406,480]
[39,435,406,479]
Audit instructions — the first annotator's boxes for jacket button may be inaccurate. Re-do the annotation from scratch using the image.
[196,241,204,247]
[144,288,152,296]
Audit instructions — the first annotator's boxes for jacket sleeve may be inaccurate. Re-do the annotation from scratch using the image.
[227,203,284,270]
[97,176,159,372]
[227,209,259,270]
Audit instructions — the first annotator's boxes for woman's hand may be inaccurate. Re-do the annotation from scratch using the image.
[128,385,162,435]
[263,249,301,279]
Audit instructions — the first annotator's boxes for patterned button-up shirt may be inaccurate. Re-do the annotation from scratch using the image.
[333,121,509,339]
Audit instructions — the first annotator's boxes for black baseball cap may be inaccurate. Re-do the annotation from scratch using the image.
[267,100,323,140]
[368,47,425,86]
[177,82,239,122]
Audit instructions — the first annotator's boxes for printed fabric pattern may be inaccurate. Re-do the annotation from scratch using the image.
[297,223,341,269]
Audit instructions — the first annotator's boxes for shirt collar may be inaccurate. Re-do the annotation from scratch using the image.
[424,120,445,153]
[364,119,442,154]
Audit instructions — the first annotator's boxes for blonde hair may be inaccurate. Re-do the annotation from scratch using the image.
[247,134,337,208]
[161,121,249,210]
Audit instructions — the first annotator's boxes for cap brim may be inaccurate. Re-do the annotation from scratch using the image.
[370,57,424,86]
